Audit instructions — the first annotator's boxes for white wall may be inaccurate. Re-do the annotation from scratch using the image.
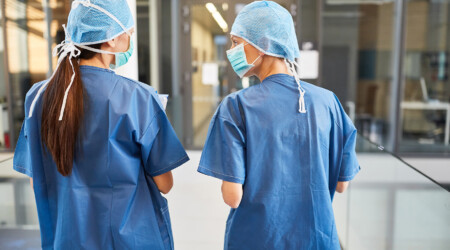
[404,158,450,184]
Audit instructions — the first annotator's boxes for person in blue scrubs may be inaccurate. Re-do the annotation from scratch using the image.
[198,1,360,249]
[12,0,188,249]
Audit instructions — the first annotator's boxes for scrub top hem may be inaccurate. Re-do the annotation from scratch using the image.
[149,155,190,177]
[13,164,33,178]
[338,165,361,182]
[197,166,245,184]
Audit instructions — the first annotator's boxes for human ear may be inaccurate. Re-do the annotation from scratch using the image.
[106,39,116,49]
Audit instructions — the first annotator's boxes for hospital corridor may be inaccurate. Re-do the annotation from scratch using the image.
[0,0,449,249]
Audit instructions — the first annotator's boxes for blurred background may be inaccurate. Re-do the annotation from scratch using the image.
[0,0,449,249]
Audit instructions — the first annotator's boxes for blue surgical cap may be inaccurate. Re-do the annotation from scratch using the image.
[66,0,135,45]
[230,1,300,62]
[28,0,136,121]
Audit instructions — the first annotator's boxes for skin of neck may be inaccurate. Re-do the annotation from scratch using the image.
[253,56,292,82]
[79,44,115,69]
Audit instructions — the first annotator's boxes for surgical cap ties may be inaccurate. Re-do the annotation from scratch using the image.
[285,59,307,113]
[28,0,134,121]
[28,24,82,121]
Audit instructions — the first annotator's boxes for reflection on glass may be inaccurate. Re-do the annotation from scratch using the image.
[400,0,450,153]
[320,2,395,148]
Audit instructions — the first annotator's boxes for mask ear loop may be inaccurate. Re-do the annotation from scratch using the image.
[285,58,306,113]
[250,54,262,65]
[245,43,263,66]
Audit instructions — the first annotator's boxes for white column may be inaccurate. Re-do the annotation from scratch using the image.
[150,0,160,92]
[116,0,139,81]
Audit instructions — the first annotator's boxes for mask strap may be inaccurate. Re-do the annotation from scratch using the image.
[77,33,132,55]
[241,43,262,65]
[250,54,262,65]
[76,44,116,55]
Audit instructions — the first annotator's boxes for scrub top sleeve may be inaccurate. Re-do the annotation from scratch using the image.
[338,128,360,182]
[332,94,360,182]
[198,115,246,184]
[139,110,189,177]
[13,122,33,178]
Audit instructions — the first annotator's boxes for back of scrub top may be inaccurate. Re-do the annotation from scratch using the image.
[198,74,360,250]
[13,66,189,250]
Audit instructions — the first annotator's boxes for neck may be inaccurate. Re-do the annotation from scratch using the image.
[79,53,114,69]
[255,57,292,82]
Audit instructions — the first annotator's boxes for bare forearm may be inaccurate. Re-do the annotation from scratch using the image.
[336,181,349,193]
[222,181,243,208]
[153,171,173,194]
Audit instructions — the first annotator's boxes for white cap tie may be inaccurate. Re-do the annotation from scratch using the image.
[285,59,307,113]
[28,25,81,120]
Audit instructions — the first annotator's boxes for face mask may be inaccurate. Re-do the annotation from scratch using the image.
[226,43,261,78]
[110,37,134,70]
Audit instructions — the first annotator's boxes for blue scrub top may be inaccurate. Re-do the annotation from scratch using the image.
[198,74,360,250]
[13,66,189,250]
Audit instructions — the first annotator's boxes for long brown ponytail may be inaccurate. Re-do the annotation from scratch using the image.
[41,44,101,176]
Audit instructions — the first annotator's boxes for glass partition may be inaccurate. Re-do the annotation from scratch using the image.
[399,0,450,154]
[334,135,450,250]
[316,1,396,148]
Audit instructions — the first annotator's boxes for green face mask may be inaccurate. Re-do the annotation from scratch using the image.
[226,43,261,78]
[110,38,134,70]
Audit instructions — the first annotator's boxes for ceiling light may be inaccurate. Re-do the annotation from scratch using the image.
[205,3,228,32]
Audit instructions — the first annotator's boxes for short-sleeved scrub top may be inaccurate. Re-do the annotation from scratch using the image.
[198,74,360,250]
[13,65,189,250]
